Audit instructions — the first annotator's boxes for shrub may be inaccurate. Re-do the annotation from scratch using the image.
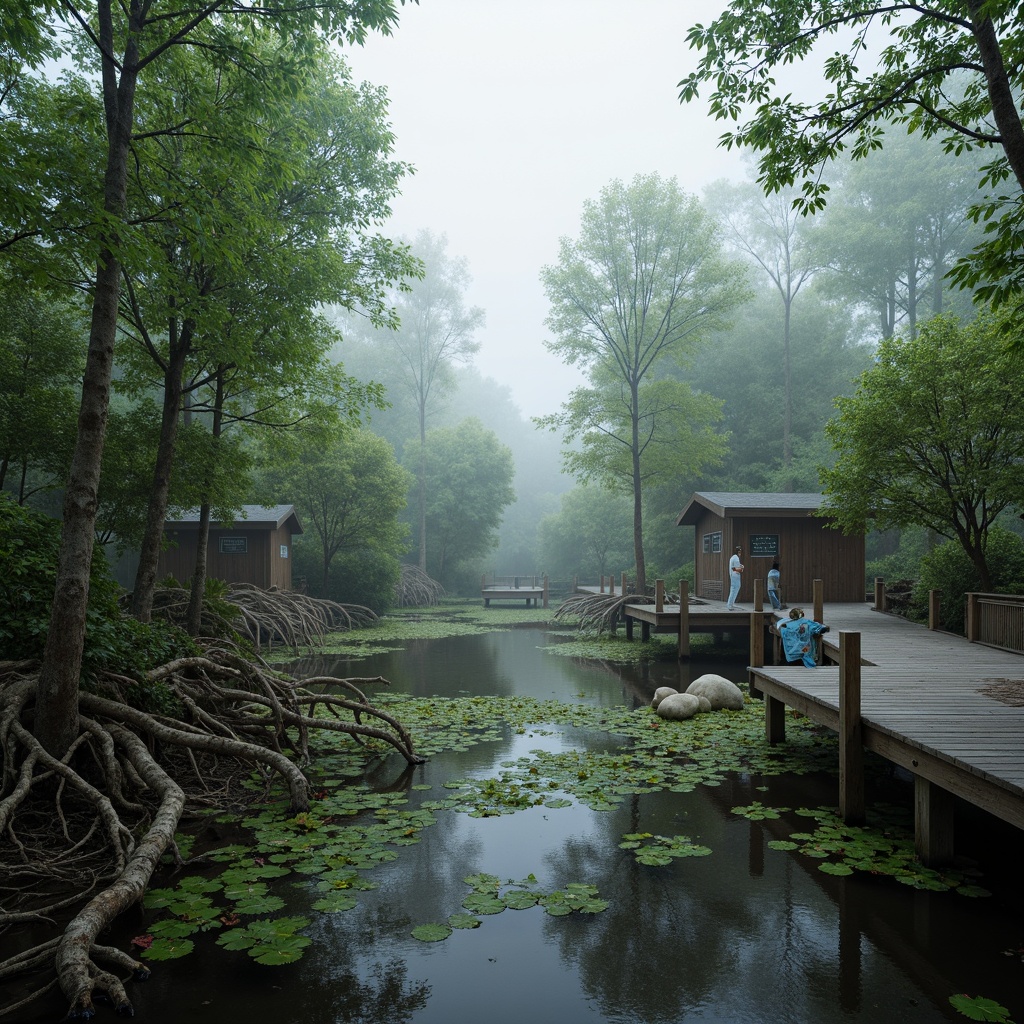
[0,495,196,679]
[911,527,1024,633]
[325,549,401,614]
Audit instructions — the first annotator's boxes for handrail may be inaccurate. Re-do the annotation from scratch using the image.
[965,592,1024,653]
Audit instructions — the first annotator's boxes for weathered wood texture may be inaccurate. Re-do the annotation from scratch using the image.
[750,603,1024,847]
[159,522,294,590]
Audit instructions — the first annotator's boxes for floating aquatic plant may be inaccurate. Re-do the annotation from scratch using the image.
[619,832,713,865]
[949,994,1014,1022]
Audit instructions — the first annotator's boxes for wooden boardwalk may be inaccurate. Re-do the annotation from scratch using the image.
[749,602,1024,862]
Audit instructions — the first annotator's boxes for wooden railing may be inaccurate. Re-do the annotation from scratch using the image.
[481,574,545,589]
[966,592,1024,654]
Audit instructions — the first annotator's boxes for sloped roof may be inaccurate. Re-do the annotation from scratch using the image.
[164,504,303,535]
[676,492,824,526]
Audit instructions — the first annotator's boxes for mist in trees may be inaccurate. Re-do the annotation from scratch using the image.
[539,173,748,593]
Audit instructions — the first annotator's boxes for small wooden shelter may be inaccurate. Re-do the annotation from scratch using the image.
[676,491,865,605]
[159,504,303,590]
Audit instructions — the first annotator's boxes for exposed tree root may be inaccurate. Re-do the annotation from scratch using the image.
[394,564,445,607]
[0,644,423,1020]
[555,587,692,634]
[137,583,378,653]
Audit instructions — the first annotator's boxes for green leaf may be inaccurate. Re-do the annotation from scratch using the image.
[411,923,452,942]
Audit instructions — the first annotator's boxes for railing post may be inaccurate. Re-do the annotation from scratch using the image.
[839,631,865,825]
[655,579,664,612]
[966,592,979,641]
[874,577,885,611]
[749,609,763,700]
[928,589,941,630]
[609,575,615,595]
[813,579,823,624]
[677,579,689,660]
[600,575,606,594]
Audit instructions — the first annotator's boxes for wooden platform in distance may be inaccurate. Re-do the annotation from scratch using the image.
[749,602,1024,860]
[481,586,547,608]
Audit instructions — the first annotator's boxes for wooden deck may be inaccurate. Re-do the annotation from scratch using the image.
[749,602,1024,863]
[481,575,549,608]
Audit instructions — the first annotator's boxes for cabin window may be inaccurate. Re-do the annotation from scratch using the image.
[219,536,248,554]
[703,531,722,554]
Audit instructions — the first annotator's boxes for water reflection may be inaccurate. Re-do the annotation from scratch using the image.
[35,627,1023,1023]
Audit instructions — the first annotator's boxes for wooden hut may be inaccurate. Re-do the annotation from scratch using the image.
[676,492,865,605]
[159,504,303,590]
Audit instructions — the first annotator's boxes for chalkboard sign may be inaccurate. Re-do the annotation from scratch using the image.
[219,536,248,554]
[748,534,779,558]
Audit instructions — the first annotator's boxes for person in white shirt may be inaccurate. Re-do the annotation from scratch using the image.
[727,545,743,610]
[767,560,782,610]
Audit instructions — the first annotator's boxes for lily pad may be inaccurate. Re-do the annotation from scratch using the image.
[411,923,453,942]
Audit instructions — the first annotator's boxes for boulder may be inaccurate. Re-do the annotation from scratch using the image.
[686,674,745,711]
[651,686,679,709]
[655,692,701,720]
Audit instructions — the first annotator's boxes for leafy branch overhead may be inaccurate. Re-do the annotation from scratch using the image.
[679,1,1024,314]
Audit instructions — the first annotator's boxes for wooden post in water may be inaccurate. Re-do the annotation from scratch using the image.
[839,631,865,825]
[813,578,823,624]
[915,777,955,866]
[928,590,940,630]
[655,579,664,613]
[748,608,763,700]
[677,579,689,660]
[874,577,885,611]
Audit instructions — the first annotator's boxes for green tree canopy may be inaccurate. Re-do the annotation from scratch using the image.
[538,173,748,592]
[538,487,634,582]
[680,1,1024,317]
[271,425,410,597]
[412,418,515,588]
[821,311,1024,589]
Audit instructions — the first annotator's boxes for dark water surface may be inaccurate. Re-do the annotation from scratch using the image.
[26,627,1024,1022]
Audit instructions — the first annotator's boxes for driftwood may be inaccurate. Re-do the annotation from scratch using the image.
[0,644,422,1020]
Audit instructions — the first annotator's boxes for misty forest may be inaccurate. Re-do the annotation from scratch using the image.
[3,1,1024,1020]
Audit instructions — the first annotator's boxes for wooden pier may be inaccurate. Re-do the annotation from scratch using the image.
[481,574,549,608]
[748,601,1024,865]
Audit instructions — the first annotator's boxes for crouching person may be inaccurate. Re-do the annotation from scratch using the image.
[776,607,830,667]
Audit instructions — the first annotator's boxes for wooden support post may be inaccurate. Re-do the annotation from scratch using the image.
[655,579,664,613]
[641,620,650,642]
[572,575,578,594]
[599,575,605,594]
[609,575,615,595]
[765,695,786,744]
[928,589,940,630]
[914,776,955,867]
[813,578,823,624]
[677,579,690,659]
[874,577,885,611]
[966,592,979,641]
[748,610,763,700]
[839,631,865,825]
[543,574,549,609]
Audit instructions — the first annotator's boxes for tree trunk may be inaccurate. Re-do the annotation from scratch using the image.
[131,323,192,622]
[185,503,211,636]
[36,20,140,755]
[969,1,1024,193]
[631,383,646,594]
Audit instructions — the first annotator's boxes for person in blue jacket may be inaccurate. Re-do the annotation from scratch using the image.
[776,608,830,667]
[766,561,782,610]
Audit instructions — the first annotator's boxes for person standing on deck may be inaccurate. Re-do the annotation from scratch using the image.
[767,560,782,610]
[726,545,743,610]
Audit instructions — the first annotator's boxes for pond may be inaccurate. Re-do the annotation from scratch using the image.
[20,619,1024,1023]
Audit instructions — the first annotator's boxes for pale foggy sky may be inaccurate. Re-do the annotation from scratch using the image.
[341,0,744,420]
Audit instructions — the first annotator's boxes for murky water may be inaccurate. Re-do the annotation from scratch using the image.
[19,627,1024,1022]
